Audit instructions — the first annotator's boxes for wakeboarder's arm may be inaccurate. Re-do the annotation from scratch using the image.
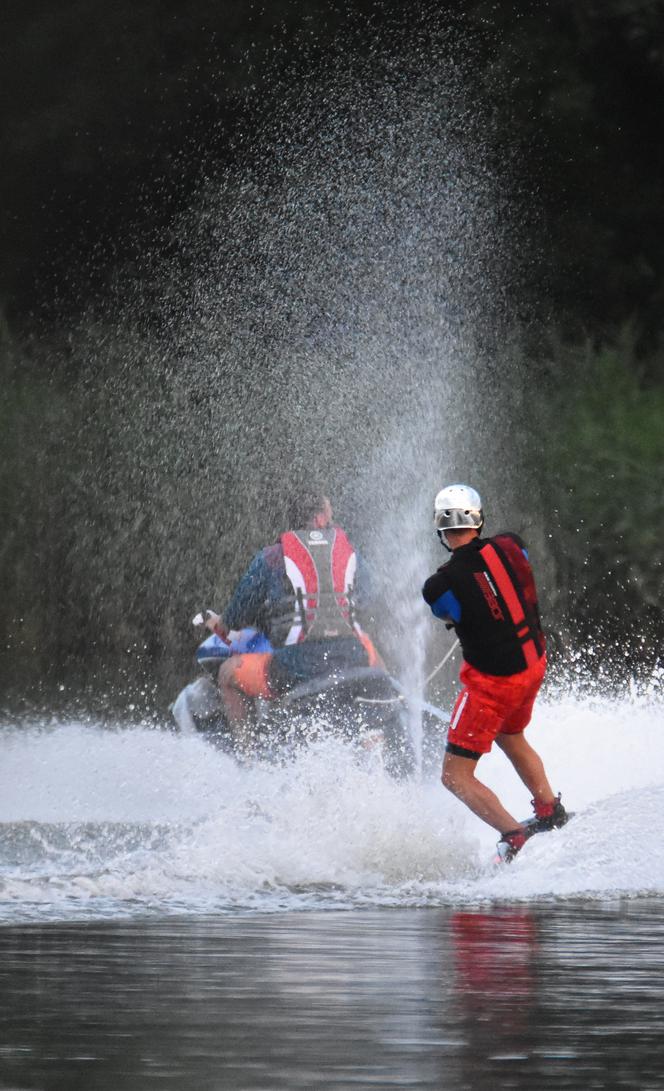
[422,568,461,625]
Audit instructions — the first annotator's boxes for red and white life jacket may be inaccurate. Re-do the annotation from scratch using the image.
[280,526,363,645]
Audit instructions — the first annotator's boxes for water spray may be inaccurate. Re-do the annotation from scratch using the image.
[355,639,459,710]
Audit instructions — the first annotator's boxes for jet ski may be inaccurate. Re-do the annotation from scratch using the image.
[171,616,424,777]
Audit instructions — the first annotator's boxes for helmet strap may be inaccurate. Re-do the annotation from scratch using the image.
[436,528,452,553]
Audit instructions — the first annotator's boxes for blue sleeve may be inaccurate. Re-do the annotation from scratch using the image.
[430,589,462,624]
[223,552,273,630]
[422,567,461,624]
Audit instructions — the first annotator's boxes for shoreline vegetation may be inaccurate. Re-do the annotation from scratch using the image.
[1,321,662,714]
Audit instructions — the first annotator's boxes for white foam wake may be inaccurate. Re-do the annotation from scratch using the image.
[1,686,662,922]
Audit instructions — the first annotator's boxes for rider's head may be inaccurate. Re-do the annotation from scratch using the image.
[433,484,484,550]
[288,489,333,529]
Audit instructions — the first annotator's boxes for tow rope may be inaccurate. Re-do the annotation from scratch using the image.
[355,639,459,707]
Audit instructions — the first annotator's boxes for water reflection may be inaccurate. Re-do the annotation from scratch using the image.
[452,908,536,1000]
[0,904,663,1089]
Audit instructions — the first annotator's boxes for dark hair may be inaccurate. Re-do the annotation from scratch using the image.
[287,488,329,528]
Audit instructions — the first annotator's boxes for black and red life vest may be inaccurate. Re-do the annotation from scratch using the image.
[478,539,544,669]
[279,526,362,645]
[422,532,545,676]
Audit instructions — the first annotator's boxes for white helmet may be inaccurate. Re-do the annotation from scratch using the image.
[433,484,484,535]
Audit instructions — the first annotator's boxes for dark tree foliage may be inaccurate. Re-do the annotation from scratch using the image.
[1,0,405,322]
[487,1,664,353]
[534,330,664,681]
[2,0,664,344]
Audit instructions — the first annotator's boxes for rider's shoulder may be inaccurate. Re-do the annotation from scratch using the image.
[262,541,285,568]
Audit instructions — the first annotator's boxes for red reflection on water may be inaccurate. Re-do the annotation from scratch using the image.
[451,909,537,1011]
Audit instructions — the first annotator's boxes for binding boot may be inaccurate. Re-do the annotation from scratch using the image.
[495,794,571,864]
[531,793,568,832]
[495,825,537,864]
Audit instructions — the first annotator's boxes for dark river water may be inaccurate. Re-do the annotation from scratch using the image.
[2,902,664,1091]
[2,699,664,1089]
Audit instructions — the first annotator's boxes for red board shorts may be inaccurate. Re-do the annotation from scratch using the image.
[446,655,547,758]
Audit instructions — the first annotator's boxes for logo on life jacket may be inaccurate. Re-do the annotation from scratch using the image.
[473,571,505,621]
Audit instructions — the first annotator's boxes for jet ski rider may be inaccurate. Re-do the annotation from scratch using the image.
[205,490,382,752]
[422,484,569,862]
